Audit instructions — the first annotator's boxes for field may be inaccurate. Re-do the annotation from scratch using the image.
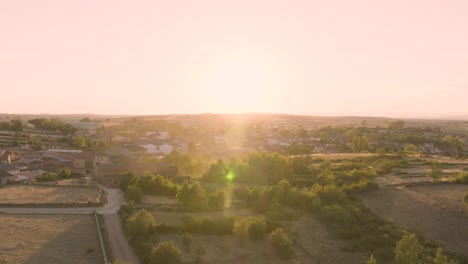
[141,196,368,264]
[0,214,103,264]
[361,184,468,257]
[0,185,100,204]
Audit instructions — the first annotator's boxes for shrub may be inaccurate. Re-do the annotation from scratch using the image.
[182,216,234,235]
[320,205,355,225]
[177,232,193,252]
[394,234,424,264]
[455,172,468,184]
[367,254,377,264]
[148,242,183,264]
[433,247,459,264]
[36,172,57,182]
[270,228,293,259]
[233,216,267,241]
[126,185,144,203]
[206,189,225,210]
[176,182,207,211]
[126,209,156,239]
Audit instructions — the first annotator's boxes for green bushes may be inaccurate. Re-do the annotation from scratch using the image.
[233,216,268,241]
[394,234,460,264]
[181,216,234,235]
[36,172,58,182]
[176,182,225,211]
[455,172,468,184]
[270,228,294,259]
[118,173,179,205]
[126,185,144,203]
[148,242,183,264]
[125,209,156,239]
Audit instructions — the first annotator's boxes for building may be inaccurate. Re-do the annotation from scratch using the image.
[0,170,15,186]
[0,150,12,164]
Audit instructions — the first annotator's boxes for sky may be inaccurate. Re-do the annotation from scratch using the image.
[1,0,468,117]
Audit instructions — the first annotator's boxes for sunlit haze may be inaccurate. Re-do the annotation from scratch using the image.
[1,0,468,117]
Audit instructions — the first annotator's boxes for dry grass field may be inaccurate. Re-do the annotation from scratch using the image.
[361,184,468,257]
[0,214,103,264]
[0,185,100,204]
[144,200,368,264]
[152,215,368,264]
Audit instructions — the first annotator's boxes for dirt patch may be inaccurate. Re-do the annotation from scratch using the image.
[0,214,103,264]
[361,184,468,257]
[0,185,100,204]
[287,215,368,264]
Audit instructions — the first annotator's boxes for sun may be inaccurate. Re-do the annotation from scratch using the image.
[201,53,279,113]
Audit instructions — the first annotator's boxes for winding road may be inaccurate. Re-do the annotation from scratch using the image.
[0,184,140,264]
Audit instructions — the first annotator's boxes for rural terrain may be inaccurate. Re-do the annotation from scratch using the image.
[0,114,467,264]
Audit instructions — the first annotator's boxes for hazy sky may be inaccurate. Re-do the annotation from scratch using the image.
[1,0,468,116]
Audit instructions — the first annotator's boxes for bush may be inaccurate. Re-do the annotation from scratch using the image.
[176,182,207,211]
[177,232,192,252]
[270,228,293,259]
[36,172,57,182]
[320,205,355,225]
[455,172,468,184]
[394,234,424,264]
[206,189,225,211]
[233,216,267,241]
[126,209,156,239]
[182,216,234,235]
[126,185,144,203]
[148,242,183,264]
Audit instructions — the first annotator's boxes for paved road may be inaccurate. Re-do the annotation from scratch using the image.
[0,184,141,264]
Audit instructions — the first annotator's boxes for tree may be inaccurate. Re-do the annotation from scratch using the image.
[270,228,293,259]
[125,209,156,238]
[117,172,135,192]
[352,136,370,152]
[233,216,267,241]
[148,242,183,264]
[176,182,207,210]
[433,248,459,264]
[394,234,424,264]
[388,120,405,129]
[206,189,225,211]
[367,254,377,264]
[126,185,144,203]
[428,162,443,183]
[403,144,420,155]
[71,135,87,148]
[58,169,72,179]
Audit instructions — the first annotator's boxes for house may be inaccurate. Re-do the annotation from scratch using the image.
[44,143,71,150]
[0,170,15,186]
[0,150,12,164]
[139,143,173,155]
[156,131,171,140]
[104,146,133,157]
[0,163,19,186]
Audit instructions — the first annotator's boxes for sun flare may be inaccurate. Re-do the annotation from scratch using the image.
[201,53,279,112]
